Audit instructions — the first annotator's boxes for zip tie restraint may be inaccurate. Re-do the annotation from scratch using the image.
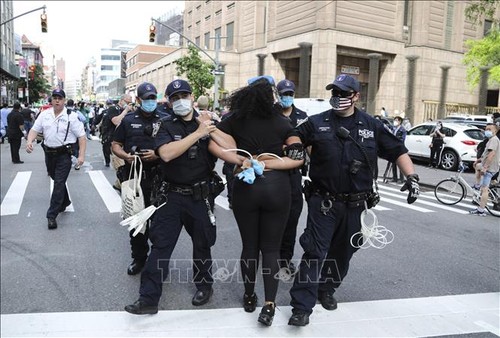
[222,149,284,161]
[350,202,394,249]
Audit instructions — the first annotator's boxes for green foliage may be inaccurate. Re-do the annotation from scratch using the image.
[465,0,500,26]
[463,27,500,88]
[17,64,51,104]
[174,44,215,99]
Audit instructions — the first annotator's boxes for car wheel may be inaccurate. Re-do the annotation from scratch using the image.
[440,149,458,171]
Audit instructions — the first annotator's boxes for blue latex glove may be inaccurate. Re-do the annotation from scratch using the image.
[237,167,256,184]
[251,159,264,176]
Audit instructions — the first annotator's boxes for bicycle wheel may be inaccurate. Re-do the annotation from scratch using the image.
[486,185,500,217]
[434,178,466,205]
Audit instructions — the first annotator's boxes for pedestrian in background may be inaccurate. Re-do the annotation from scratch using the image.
[7,102,25,164]
[26,89,86,230]
[125,79,219,315]
[469,121,500,217]
[1,103,11,144]
[276,79,308,275]
[429,121,445,168]
[288,74,419,326]
[208,75,304,326]
[112,83,163,276]
[20,103,35,137]
[383,116,407,183]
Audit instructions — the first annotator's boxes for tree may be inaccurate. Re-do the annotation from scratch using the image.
[465,0,500,26]
[174,44,215,99]
[17,64,51,104]
[463,28,500,88]
[463,0,500,88]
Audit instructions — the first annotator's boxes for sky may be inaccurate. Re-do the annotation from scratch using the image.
[13,0,184,80]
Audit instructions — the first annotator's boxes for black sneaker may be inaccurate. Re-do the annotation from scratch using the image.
[257,303,275,326]
[243,293,257,312]
[124,300,158,315]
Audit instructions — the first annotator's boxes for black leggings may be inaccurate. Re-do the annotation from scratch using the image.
[232,170,291,302]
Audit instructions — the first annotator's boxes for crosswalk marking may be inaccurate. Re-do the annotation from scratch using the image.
[49,180,74,212]
[1,170,480,216]
[1,292,497,337]
[1,171,31,216]
[88,171,122,213]
[378,186,469,214]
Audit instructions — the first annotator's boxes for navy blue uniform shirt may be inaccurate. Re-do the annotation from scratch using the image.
[287,105,308,128]
[154,114,217,186]
[296,107,407,193]
[113,108,164,167]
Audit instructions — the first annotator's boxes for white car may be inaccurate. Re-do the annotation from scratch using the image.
[293,98,332,116]
[404,122,484,171]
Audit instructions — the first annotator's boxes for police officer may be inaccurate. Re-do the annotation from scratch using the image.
[276,79,308,275]
[26,89,86,230]
[95,95,133,167]
[125,79,219,315]
[288,74,420,326]
[112,83,163,275]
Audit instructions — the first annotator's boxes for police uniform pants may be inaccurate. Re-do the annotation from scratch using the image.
[45,151,72,219]
[139,192,215,306]
[289,194,363,315]
[232,170,291,302]
[280,170,304,263]
[102,140,111,166]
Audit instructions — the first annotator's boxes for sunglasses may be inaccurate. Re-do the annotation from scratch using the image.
[331,90,355,98]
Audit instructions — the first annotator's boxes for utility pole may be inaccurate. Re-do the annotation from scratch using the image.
[151,18,224,109]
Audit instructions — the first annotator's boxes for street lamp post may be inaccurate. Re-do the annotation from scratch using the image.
[151,18,223,109]
[1,5,46,26]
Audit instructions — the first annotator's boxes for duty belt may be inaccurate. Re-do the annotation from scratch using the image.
[168,185,193,195]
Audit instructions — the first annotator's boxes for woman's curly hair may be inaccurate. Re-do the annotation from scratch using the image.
[227,79,278,119]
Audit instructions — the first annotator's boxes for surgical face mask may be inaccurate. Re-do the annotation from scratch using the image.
[330,96,353,111]
[172,98,192,117]
[280,95,294,108]
[393,121,400,127]
[484,130,494,138]
[141,99,157,113]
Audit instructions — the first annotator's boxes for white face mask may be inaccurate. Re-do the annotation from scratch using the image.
[173,99,192,117]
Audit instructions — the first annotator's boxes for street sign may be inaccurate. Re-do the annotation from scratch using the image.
[211,70,225,75]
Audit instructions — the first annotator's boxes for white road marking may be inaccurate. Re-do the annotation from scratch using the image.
[1,171,31,216]
[49,179,74,212]
[215,195,231,210]
[1,293,497,337]
[88,170,122,213]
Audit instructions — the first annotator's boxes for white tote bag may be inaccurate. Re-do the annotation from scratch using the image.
[121,156,146,233]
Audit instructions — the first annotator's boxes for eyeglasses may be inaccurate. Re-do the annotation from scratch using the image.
[331,90,355,98]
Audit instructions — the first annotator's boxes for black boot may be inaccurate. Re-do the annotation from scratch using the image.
[257,303,275,326]
[243,293,257,312]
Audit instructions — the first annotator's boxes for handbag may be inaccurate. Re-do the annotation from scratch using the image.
[121,156,146,234]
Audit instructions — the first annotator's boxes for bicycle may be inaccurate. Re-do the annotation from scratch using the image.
[434,161,500,217]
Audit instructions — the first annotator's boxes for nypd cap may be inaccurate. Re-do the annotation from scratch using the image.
[326,74,360,92]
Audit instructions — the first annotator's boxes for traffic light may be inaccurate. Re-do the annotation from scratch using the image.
[40,13,48,33]
[149,24,156,43]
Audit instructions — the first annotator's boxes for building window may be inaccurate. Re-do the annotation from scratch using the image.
[101,55,120,61]
[195,36,200,47]
[196,5,201,10]
[226,22,234,48]
[196,20,201,26]
[215,9,222,16]
[205,15,211,21]
[484,19,493,36]
[204,32,210,49]
[227,2,235,10]
[187,25,192,31]
[215,26,221,40]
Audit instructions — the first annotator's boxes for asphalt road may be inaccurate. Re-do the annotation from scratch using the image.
[1,138,498,336]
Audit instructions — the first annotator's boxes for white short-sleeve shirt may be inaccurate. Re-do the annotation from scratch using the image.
[32,107,86,147]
